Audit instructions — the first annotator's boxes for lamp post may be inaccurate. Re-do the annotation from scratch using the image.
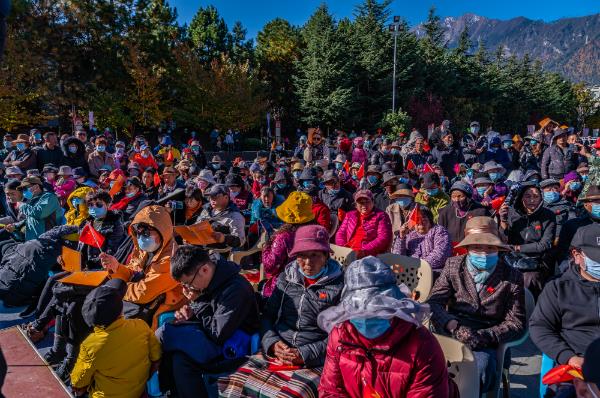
[389,16,401,112]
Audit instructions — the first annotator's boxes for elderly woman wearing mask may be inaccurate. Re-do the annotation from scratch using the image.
[318,256,451,397]
[335,189,392,259]
[428,216,526,394]
[218,225,344,397]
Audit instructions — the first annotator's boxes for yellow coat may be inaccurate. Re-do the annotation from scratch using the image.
[64,186,93,241]
[70,317,161,398]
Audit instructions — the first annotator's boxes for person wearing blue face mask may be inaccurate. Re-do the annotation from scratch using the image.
[0,133,14,163]
[88,137,117,178]
[499,182,557,298]
[563,171,584,205]
[109,177,148,222]
[364,165,390,212]
[540,179,577,239]
[319,171,353,220]
[415,172,449,222]
[541,129,580,181]
[386,184,416,238]
[429,216,526,394]
[3,134,37,171]
[318,256,448,397]
[369,138,394,167]
[530,223,600,398]
[4,176,60,240]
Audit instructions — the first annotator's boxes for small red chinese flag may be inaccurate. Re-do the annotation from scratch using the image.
[357,163,365,180]
[108,174,126,198]
[362,378,382,398]
[422,163,434,173]
[542,365,583,385]
[79,223,106,249]
[166,150,174,162]
[406,159,416,171]
[490,196,505,212]
[153,172,161,187]
[407,206,423,228]
[422,141,431,152]
[343,160,351,174]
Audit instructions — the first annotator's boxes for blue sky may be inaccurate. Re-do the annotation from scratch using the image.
[170,0,599,38]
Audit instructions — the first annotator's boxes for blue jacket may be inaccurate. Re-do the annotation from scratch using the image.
[250,195,284,230]
[16,191,62,240]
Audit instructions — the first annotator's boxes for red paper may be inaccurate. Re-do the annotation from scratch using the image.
[422,141,431,152]
[79,223,106,249]
[362,377,382,398]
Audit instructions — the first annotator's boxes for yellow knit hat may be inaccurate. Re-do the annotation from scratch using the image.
[276,191,315,224]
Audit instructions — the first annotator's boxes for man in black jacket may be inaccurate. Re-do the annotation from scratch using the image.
[35,131,64,170]
[530,223,600,398]
[157,246,259,398]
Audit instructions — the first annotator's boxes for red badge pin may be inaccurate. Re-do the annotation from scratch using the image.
[486,286,495,294]
[319,292,327,299]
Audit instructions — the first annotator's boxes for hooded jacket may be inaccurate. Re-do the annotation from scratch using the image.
[64,187,93,241]
[0,225,78,306]
[261,259,344,368]
[189,258,259,345]
[111,205,185,329]
[318,318,449,398]
[61,137,89,172]
[16,190,62,241]
[530,265,600,365]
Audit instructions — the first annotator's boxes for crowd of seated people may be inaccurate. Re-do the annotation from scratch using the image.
[0,121,596,398]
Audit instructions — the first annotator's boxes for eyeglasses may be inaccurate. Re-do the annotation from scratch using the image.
[180,266,203,291]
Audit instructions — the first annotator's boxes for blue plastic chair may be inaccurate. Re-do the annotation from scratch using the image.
[539,353,554,398]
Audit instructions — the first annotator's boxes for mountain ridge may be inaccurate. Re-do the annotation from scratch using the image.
[412,13,600,84]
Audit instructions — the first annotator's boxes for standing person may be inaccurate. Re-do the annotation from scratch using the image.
[541,129,578,180]
[431,131,465,179]
[5,177,61,240]
[35,131,64,170]
[335,190,392,259]
[304,128,330,168]
[3,134,36,171]
[318,256,450,398]
[499,182,556,298]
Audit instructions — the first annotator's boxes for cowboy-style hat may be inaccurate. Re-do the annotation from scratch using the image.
[12,134,29,144]
[580,185,600,202]
[57,166,73,176]
[389,184,414,199]
[455,216,510,250]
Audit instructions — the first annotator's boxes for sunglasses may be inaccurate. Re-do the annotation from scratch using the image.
[132,223,155,237]
[87,202,105,208]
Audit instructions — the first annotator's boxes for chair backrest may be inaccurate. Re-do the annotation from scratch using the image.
[330,244,357,268]
[376,253,433,302]
[434,333,479,398]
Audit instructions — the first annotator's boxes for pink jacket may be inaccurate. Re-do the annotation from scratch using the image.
[54,179,77,201]
[351,148,368,165]
[335,209,392,257]
[261,229,295,297]
[319,318,449,398]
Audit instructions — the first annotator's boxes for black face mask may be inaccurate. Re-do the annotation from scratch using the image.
[451,199,469,211]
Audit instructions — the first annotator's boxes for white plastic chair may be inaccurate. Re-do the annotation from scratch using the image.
[484,288,536,398]
[434,333,480,398]
[376,253,433,303]
[329,244,357,268]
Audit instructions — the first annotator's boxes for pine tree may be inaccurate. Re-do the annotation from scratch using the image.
[293,4,353,127]
[188,5,229,64]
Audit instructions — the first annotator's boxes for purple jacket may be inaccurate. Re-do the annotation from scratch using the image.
[261,229,295,297]
[335,209,392,257]
[392,224,452,271]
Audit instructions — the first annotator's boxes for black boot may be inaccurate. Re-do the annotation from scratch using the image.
[43,334,66,365]
[55,356,76,383]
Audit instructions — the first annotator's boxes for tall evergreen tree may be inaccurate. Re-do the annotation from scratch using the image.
[293,4,353,127]
[188,5,229,64]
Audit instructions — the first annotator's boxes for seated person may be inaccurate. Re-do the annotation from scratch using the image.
[226,173,253,213]
[573,338,600,398]
[109,177,147,223]
[427,216,526,394]
[318,256,450,397]
[335,189,392,259]
[530,223,600,398]
[63,186,93,241]
[71,279,161,398]
[196,184,246,251]
[386,183,416,239]
[156,246,259,398]
[218,225,344,397]
[250,186,284,232]
[414,172,449,222]
[100,204,186,329]
[392,205,452,275]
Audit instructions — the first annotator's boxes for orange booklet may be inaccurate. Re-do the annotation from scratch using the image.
[59,271,109,287]
[174,221,217,245]
[61,246,82,272]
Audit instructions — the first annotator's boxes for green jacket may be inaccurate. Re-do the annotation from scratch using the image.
[415,190,449,222]
[16,191,62,240]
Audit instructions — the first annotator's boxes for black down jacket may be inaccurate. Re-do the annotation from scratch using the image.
[0,225,78,306]
[261,258,344,368]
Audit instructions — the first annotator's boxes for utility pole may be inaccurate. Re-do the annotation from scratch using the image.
[389,16,402,112]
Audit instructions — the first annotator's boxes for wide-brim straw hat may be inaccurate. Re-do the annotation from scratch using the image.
[455,216,510,251]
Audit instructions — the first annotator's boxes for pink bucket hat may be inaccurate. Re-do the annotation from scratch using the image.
[289,225,331,257]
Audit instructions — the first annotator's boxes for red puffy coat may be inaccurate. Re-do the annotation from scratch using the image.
[312,201,331,232]
[318,318,449,398]
[335,209,392,257]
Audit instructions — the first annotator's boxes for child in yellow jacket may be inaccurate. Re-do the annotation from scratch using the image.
[71,278,161,398]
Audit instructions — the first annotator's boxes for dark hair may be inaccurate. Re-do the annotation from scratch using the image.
[4,180,20,191]
[185,186,203,202]
[260,186,274,197]
[85,190,111,204]
[418,205,434,225]
[171,245,212,280]
[143,167,155,175]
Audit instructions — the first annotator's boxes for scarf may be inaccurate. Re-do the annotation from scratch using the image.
[110,192,140,211]
[466,256,496,292]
